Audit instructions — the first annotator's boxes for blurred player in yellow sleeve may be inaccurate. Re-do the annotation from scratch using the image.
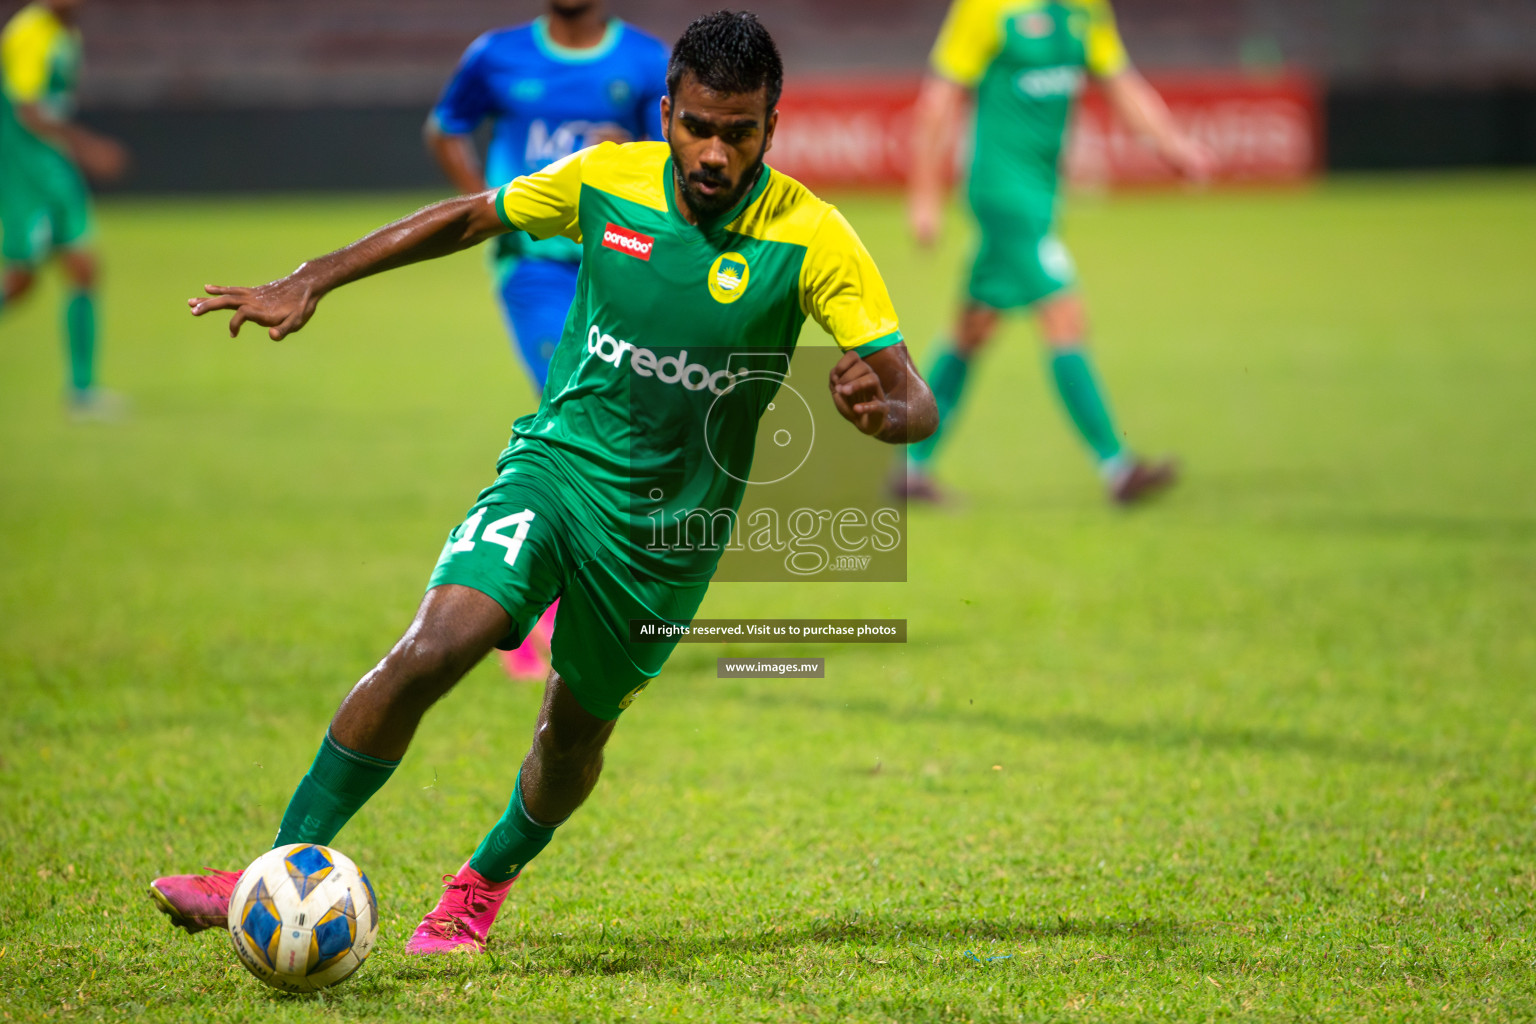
[0,0,128,417]
[904,0,1212,505]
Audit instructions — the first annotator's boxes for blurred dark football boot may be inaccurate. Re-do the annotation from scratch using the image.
[888,462,951,505]
[1108,457,1180,506]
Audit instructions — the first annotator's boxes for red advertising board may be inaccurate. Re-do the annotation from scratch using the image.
[770,79,922,189]
[769,72,1319,190]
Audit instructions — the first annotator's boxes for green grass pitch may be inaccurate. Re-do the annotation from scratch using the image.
[2,175,1534,1022]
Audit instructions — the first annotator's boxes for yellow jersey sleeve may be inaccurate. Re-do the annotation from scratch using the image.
[929,0,1004,88]
[2,7,60,104]
[800,209,902,355]
[493,144,591,243]
[1084,0,1130,78]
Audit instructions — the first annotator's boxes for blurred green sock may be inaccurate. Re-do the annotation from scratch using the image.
[64,290,96,392]
[468,770,561,883]
[1047,346,1124,465]
[906,345,970,467]
[274,731,399,847]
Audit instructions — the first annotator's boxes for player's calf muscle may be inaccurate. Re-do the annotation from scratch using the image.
[517,676,616,819]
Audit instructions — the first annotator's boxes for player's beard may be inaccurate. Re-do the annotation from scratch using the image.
[674,145,767,223]
[549,0,597,18]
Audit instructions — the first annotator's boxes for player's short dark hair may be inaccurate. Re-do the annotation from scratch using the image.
[666,11,783,112]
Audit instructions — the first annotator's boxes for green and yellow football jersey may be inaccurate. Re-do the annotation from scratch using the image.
[1,2,91,262]
[491,140,902,581]
[1,2,80,155]
[932,0,1127,209]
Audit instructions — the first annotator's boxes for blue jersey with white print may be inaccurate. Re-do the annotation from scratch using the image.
[432,16,669,263]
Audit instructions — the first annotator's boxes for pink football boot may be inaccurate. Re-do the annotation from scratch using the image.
[406,862,519,955]
[498,600,558,681]
[148,869,243,933]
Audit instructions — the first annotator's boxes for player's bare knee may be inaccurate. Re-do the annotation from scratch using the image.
[954,333,988,357]
[4,268,36,302]
[61,251,97,291]
[955,306,999,354]
[1036,294,1086,345]
[526,670,615,761]
[532,692,613,765]
[383,633,474,701]
[533,715,610,766]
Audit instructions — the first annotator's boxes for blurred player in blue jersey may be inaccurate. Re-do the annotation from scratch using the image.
[426,0,667,390]
[425,0,667,681]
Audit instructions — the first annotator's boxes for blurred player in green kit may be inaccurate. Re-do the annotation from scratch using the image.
[904,0,1212,504]
[0,0,127,416]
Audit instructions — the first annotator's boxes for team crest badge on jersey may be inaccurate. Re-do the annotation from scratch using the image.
[618,680,651,710]
[708,253,750,304]
[1017,12,1053,38]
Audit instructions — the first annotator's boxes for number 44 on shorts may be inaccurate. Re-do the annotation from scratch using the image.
[451,509,536,566]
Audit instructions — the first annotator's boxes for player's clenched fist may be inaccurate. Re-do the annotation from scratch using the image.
[828,350,888,437]
[188,277,321,341]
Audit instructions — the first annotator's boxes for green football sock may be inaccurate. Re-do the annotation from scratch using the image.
[273,731,399,848]
[906,344,970,467]
[64,290,97,392]
[1047,346,1125,466]
[467,770,562,883]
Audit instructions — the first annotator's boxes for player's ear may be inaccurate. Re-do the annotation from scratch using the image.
[660,95,672,141]
[763,108,778,155]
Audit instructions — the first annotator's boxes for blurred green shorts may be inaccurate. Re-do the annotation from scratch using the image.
[0,148,93,265]
[428,445,710,720]
[965,203,1077,311]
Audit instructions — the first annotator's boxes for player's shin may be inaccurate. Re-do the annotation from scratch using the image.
[1046,345,1130,477]
[906,342,971,467]
[467,769,563,883]
[273,730,400,847]
[64,290,96,393]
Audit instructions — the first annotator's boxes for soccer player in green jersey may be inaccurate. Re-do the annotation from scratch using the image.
[148,12,936,956]
[903,0,1212,505]
[0,0,127,416]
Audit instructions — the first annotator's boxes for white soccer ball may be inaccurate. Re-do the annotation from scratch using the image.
[226,843,379,992]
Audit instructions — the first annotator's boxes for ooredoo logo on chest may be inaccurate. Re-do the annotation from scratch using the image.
[602,223,655,260]
[586,325,739,396]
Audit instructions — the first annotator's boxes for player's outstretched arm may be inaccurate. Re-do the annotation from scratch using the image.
[907,76,968,247]
[424,119,489,196]
[1100,70,1215,182]
[13,102,128,183]
[828,344,937,445]
[188,191,508,340]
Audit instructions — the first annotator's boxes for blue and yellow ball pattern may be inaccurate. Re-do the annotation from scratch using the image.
[227,844,378,992]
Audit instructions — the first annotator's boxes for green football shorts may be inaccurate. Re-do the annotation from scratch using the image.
[964,201,1077,312]
[428,444,711,720]
[0,147,93,265]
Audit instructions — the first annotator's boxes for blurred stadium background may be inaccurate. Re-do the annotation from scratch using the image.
[63,0,1536,192]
